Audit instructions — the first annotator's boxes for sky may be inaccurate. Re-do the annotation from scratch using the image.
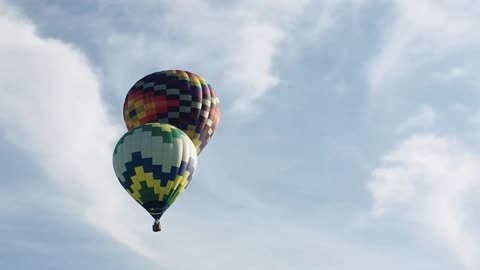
[1,0,480,269]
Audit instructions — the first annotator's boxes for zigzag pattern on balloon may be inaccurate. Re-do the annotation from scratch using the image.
[112,123,198,219]
[122,152,196,193]
[122,153,196,214]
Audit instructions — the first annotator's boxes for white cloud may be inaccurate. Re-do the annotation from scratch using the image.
[397,105,436,133]
[367,0,480,93]
[443,66,468,80]
[94,0,310,116]
[306,0,367,38]
[471,111,480,126]
[0,1,161,262]
[368,134,480,269]
[6,0,475,269]
[1,3,370,269]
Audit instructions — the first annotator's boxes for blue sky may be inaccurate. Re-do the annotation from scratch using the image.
[1,0,480,269]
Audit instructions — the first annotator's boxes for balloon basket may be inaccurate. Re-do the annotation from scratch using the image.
[153,220,161,232]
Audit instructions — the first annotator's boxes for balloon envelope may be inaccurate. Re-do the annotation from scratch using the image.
[123,70,220,154]
[112,123,198,220]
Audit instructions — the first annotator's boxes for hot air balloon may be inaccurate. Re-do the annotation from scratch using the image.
[112,123,198,231]
[123,70,220,154]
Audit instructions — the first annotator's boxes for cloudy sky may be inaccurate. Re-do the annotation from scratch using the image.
[1,0,480,269]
